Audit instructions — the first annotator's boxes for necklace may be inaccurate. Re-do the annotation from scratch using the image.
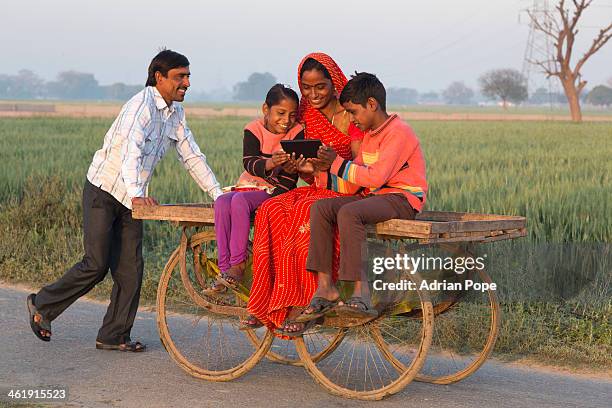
[329,98,338,126]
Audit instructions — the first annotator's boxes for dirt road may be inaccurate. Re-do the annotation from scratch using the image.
[1,286,610,408]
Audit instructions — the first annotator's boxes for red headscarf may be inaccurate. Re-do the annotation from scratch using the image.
[297,52,352,161]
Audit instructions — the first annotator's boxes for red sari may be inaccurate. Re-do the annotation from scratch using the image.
[247,53,362,328]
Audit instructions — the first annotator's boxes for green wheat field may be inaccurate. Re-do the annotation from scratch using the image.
[0,116,610,369]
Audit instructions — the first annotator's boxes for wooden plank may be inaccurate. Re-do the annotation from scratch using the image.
[367,225,435,239]
[132,204,214,224]
[479,228,527,243]
[374,219,433,236]
[417,210,525,222]
[428,219,526,234]
[132,205,528,243]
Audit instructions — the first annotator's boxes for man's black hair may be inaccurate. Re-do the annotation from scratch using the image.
[265,84,299,107]
[299,58,332,81]
[146,49,190,86]
[339,72,386,111]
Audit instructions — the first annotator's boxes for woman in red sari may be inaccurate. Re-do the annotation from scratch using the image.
[245,53,363,332]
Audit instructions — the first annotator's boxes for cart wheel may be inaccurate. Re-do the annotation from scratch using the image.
[378,243,500,385]
[246,324,346,366]
[190,231,346,366]
[415,247,500,384]
[294,272,433,401]
[156,230,272,381]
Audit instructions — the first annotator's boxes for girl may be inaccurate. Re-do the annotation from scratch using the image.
[208,84,303,293]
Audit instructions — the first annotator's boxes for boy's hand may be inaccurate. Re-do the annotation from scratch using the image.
[311,158,330,172]
[317,145,337,169]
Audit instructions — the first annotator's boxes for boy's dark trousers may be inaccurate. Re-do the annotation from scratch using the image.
[34,180,144,345]
[306,194,415,281]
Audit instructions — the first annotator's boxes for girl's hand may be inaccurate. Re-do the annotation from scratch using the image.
[272,150,290,166]
[266,150,290,170]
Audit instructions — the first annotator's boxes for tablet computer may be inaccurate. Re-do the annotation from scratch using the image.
[280,140,323,159]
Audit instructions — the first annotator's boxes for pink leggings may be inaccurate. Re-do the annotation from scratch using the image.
[214,190,270,272]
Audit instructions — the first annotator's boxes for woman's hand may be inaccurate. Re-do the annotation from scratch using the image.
[295,156,315,174]
[282,157,298,174]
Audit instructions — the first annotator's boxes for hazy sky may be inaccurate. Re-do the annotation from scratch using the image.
[2,0,611,93]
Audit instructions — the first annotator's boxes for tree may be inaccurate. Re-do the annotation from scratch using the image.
[529,87,566,105]
[46,71,101,99]
[442,81,474,105]
[585,85,612,106]
[100,83,142,101]
[0,70,45,99]
[419,91,440,104]
[479,69,528,109]
[527,0,612,122]
[233,72,277,101]
[387,87,419,105]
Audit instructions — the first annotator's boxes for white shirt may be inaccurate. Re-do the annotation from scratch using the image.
[86,86,223,209]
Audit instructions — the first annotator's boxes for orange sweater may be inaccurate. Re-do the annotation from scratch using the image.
[315,114,427,212]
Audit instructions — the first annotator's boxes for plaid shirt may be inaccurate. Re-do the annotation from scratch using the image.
[86,86,223,209]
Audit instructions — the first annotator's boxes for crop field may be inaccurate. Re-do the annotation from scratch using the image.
[0,116,610,368]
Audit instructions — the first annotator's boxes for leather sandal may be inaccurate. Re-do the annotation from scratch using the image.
[26,294,51,342]
[96,341,147,352]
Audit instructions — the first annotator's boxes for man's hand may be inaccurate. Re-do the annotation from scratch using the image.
[132,197,158,207]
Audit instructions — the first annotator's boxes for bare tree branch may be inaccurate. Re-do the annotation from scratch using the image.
[573,23,612,77]
[528,10,559,39]
[526,0,610,122]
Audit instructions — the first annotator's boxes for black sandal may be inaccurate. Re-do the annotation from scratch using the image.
[334,297,378,319]
[26,294,51,342]
[95,341,147,352]
[294,296,340,323]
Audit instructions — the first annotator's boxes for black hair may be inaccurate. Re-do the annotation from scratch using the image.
[265,84,299,107]
[146,49,190,86]
[299,58,332,81]
[339,72,386,111]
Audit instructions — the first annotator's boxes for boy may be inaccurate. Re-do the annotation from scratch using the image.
[27,50,223,351]
[296,72,427,322]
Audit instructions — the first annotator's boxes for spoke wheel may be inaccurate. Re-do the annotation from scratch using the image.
[294,272,433,400]
[156,229,272,381]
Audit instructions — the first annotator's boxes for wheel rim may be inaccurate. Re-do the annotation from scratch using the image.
[156,229,272,381]
[295,271,433,401]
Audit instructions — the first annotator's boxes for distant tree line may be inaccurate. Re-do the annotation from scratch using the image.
[0,70,142,100]
[1,68,611,107]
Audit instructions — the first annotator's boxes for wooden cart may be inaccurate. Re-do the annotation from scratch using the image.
[133,203,526,400]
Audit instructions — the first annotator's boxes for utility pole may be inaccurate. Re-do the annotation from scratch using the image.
[521,0,560,106]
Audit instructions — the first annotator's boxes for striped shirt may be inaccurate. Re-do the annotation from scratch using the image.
[86,86,223,209]
[316,114,427,212]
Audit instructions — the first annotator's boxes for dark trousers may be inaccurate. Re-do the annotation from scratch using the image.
[35,180,143,344]
[306,194,416,281]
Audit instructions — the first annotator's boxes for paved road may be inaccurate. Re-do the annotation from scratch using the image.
[1,286,610,408]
